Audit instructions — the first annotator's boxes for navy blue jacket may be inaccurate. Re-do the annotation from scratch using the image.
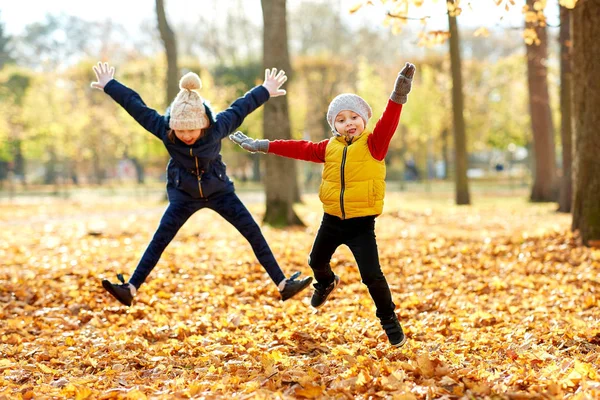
[104,79,270,201]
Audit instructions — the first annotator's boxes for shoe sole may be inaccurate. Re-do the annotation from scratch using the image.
[311,276,340,309]
[280,277,314,301]
[102,280,132,307]
[392,336,407,348]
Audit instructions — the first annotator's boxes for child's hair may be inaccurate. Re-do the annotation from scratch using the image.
[167,129,177,143]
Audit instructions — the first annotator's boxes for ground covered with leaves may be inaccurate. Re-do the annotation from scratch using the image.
[1,192,599,399]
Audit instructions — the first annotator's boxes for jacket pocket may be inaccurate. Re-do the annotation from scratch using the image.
[214,161,227,181]
[168,168,181,188]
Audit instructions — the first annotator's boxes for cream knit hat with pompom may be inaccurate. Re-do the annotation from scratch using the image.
[169,72,209,131]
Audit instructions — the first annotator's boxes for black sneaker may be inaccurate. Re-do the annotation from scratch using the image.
[380,314,407,347]
[102,274,134,307]
[310,274,340,308]
[279,272,313,301]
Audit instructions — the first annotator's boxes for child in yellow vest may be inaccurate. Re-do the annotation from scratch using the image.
[230,62,415,347]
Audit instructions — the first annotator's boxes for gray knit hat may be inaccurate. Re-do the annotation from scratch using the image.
[326,93,372,133]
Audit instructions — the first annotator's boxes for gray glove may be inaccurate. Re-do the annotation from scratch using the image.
[390,62,416,104]
[229,131,269,153]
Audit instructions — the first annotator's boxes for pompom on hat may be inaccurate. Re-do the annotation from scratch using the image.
[326,93,372,133]
[169,72,209,131]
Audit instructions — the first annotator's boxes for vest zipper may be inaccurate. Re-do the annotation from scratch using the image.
[340,145,348,220]
[191,148,204,198]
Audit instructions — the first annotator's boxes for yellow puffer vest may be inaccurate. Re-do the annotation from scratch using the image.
[319,131,386,219]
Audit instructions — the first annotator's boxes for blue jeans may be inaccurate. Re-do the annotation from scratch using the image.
[308,214,396,319]
[129,192,286,288]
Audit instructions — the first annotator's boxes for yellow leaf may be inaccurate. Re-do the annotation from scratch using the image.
[349,1,366,14]
[559,0,578,8]
[416,354,435,378]
[295,384,324,399]
[356,370,372,387]
[37,362,59,374]
[126,389,148,399]
[75,387,93,400]
[0,359,12,367]
[533,1,545,11]
[394,394,417,400]
[85,357,97,368]
[473,27,490,38]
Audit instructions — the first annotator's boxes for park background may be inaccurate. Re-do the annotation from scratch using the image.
[0,0,599,399]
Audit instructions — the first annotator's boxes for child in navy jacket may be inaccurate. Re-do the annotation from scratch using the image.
[91,62,312,306]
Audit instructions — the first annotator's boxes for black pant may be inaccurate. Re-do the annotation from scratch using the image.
[308,213,396,319]
[129,192,286,288]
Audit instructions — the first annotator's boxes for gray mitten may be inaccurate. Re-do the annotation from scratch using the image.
[390,62,416,104]
[229,131,269,153]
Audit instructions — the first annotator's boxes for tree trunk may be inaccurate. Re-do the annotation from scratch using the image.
[447,1,470,205]
[261,0,303,226]
[156,0,179,107]
[525,0,557,202]
[571,0,600,246]
[441,128,449,180]
[12,139,26,185]
[557,5,573,213]
[44,146,58,185]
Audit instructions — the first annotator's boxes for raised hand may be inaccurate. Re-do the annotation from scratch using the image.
[262,68,287,98]
[229,131,269,154]
[91,62,115,90]
[390,62,416,104]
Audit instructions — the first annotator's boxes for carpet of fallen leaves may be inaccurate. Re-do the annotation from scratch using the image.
[1,192,599,399]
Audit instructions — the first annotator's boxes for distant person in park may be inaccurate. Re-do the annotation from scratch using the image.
[230,62,416,347]
[90,62,312,307]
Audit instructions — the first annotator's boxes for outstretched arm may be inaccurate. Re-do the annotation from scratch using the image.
[91,62,166,139]
[214,68,287,139]
[369,62,416,161]
[229,131,327,163]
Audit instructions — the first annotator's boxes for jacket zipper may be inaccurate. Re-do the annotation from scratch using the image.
[191,148,204,198]
[340,145,348,220]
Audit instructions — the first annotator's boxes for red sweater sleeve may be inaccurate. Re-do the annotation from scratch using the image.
[368,100,404,161]
[268,139,329,163]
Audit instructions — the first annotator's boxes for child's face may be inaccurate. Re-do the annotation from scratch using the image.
[175,129,203,145]
[334,110,365,137]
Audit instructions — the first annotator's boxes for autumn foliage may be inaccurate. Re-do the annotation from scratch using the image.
[1,194,599,399]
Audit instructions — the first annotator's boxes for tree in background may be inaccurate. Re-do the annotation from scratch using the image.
[524,0,557,203]
[0,67,31,185]
[295,56,353,141]
[0,12,14,70]
[14,14,100,71]
[156,0,178,108]
[357,0,472,205]
[261,0,303,226]
[447,0,470,205]
[571,0,600,245]
[557,4,573,213]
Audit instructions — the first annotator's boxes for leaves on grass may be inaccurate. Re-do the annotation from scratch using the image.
[0,195,599,398]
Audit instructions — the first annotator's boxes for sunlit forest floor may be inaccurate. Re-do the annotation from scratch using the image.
[1,189,599,399]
